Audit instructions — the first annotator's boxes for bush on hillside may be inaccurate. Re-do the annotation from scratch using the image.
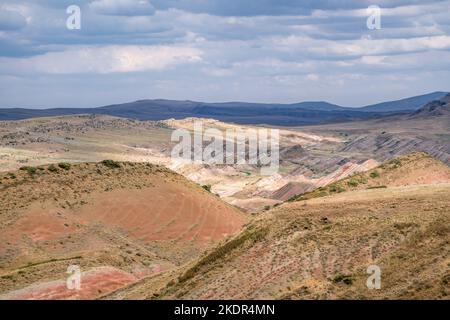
[58,162,71,170]
[101,159,121,169]
[20,166,37,175]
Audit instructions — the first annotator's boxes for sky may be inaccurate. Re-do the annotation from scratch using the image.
[0,0,449,108]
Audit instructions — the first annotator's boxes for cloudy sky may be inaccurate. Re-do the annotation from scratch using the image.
[0,0,449,108]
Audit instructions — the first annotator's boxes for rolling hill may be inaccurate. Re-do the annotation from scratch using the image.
[299,93,450,167]
[411,93,450,118]
[0,161,246,299]
[144,153,450,300]
[359,91,447,112]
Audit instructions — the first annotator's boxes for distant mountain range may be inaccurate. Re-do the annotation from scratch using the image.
[411,93,450,118]
[0,91,447,125]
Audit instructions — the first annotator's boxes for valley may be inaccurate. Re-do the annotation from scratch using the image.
[140,153,450,300]
[2,0,449,304]
[0,94,449,300]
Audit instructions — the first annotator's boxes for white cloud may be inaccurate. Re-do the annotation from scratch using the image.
[202,67,233,77]
[275,35,450,57]
[359,55,387,65]
[90,0,155,16]
[306,73,320,81]
[0,45,202,74]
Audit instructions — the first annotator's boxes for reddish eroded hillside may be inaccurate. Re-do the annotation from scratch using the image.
[270,158,379,201]
[288,152,450,202]
[0,161,246,299]
[0,267,139,300]
[152,153,450,300]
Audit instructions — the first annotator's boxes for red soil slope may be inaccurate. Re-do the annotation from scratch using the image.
[0,162,246,299]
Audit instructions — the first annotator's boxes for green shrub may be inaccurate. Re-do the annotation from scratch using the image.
[58,162,71,170]
[48,164,58,172]
[347,179,359,187]
[332,273,354,285]
[20,166,37,175]
[370,171,380,178]
[390,159,402,168]
[329,185,345,193]
[101,159,121,169]
[202,184,212,192]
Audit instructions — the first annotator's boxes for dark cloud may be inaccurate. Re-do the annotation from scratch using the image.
[0,9,27,30]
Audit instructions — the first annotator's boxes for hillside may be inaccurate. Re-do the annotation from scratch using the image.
[146,153,450,300]
[270,158,379,202]
[0,161,246,299]
[359,91,447,112]
[299,94,450,167]
[411,93,450,118]
[288,152,450,202]
[0,114,346,213]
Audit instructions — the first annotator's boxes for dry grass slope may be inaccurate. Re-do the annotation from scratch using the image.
[0,161,246,299]
[151,153,450,300]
